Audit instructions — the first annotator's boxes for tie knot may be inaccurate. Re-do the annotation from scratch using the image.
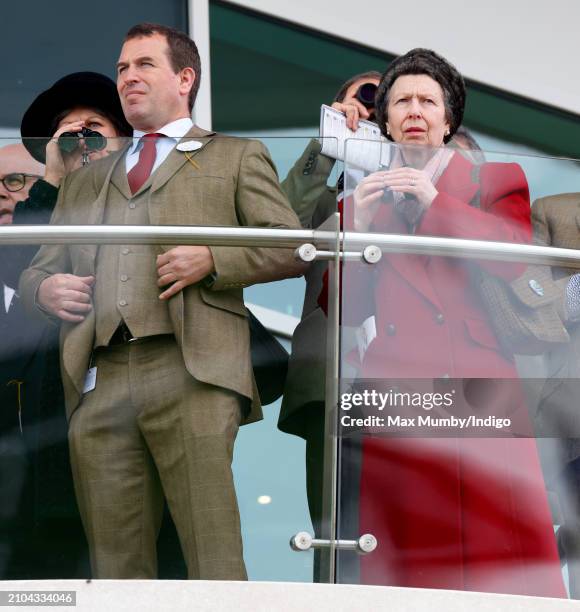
[141,133,163,147]
[128,133,164,194]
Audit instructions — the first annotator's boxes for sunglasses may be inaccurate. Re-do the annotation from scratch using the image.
[1,173,42,192]
[58,127,107,154]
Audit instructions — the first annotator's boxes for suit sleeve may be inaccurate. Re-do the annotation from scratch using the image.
[531,197,572,321]
[417,161,531,281]
[18,173,75,322]
[280,139,337,228]
[209,139,307,290]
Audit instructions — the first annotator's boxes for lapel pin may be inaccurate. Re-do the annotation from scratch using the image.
[178,140,203,170]
[177,141,203,152]
[528,279,544,297]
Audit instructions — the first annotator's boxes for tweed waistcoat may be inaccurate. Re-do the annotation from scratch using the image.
[93,160,173,347]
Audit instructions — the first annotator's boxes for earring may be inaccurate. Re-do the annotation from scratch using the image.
[445,129,450,136]
[386,124,391,136]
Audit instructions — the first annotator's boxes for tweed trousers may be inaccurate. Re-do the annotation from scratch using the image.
[67,335,246,580]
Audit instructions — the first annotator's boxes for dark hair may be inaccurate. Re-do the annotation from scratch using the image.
[375,48,465,144]
[125,23,201,112]
[49,107,132,138]
[334,70,382,103]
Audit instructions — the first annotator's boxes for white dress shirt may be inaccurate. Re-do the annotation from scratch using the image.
[125,117,194,174]
[3,284,15,313]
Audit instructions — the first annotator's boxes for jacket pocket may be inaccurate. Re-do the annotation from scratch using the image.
[199,286,248,317]
[464,317,500,351]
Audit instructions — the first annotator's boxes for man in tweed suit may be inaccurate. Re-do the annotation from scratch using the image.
[524,193,580,597]
[20,23,302,579]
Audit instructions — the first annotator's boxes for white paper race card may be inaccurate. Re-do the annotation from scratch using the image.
[319,104,390,171]
[83,367,97,394]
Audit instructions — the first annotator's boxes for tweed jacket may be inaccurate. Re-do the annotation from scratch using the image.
[523,193,580,445]
[20,126,304,423]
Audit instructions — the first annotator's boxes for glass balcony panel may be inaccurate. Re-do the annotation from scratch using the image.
[0,135,339,583]
[337,139,580,598]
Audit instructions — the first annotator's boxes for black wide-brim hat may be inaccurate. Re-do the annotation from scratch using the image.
[21,71,132,163]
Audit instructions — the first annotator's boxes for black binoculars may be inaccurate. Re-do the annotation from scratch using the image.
[356,82,378,110]
[58,127,107,154]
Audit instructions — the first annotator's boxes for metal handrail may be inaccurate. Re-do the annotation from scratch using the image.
[342,232,580,267]
[0,225,323,248]
[1,225,580,268]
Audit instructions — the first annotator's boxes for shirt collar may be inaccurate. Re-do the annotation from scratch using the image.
[129,117,194,154]
[3,284,15,313]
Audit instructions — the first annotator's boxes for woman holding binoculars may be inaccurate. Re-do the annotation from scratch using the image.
[1,72,132,288]
[17,71,132,224]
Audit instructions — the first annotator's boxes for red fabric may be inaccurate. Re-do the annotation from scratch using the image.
[344,156,533,375]
[336,154,566,596]
[359,437,566,597]
[317,266,330,314]
[317,197,343,314]
[127,133,163,194]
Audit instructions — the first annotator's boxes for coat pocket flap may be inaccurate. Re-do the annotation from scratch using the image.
[199,286,248,317]
[464,317,500,350]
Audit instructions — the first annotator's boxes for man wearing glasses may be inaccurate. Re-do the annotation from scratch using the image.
[0,143,44,358]
[0,143,43,308]
[0,144,43,225]
[0,143,45,577]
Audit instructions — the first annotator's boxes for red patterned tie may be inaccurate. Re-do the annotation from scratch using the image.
[127,133,163,194]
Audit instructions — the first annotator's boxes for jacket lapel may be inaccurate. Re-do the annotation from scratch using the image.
[385,153,478,311]
[88,147,129,224]
[435,153,479,207]
[79,151,128,268]
[108,147,132,201]
[149,125,216,195]
[373,178,441,311]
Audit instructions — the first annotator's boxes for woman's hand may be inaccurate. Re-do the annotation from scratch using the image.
[353,167,439,231]
[382,167,439,209]
[44,121,85,187]
[353,172,388,231]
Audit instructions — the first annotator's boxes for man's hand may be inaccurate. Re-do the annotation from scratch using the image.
[331,99,370,132]
[156,246,215,300]
[37,274,94,322]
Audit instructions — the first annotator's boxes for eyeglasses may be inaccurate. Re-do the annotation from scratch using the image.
[1,173,42,192]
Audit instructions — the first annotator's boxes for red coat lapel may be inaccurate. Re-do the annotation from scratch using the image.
[375,153,478,311]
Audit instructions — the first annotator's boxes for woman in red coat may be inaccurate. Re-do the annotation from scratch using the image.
[344,49,566,597]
